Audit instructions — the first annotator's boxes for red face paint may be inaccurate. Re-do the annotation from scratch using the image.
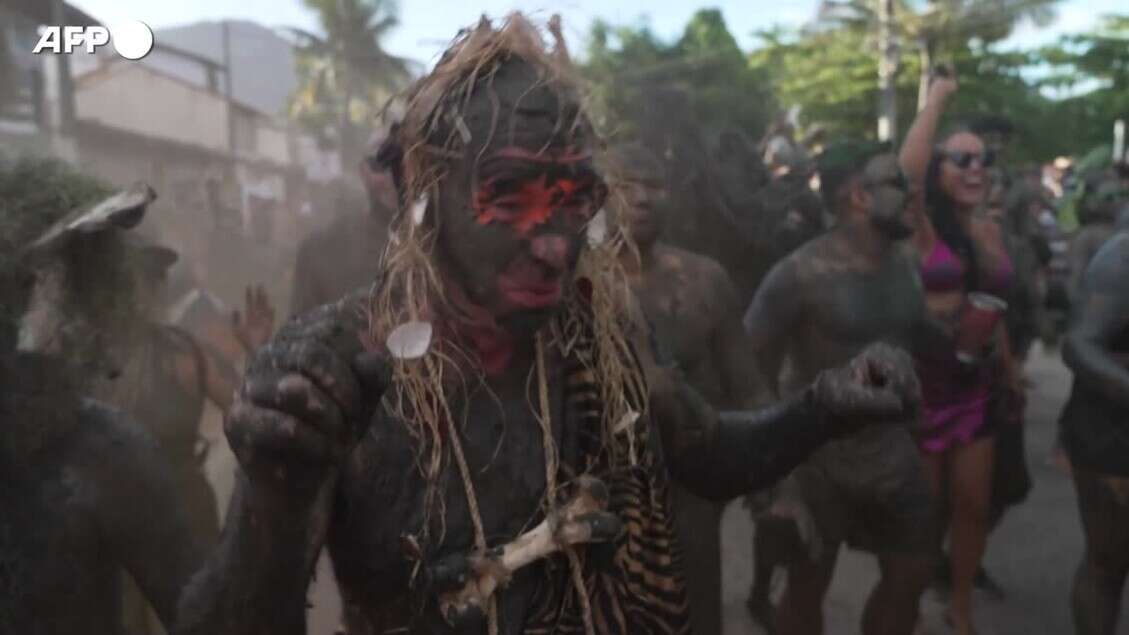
[474,173,595,235]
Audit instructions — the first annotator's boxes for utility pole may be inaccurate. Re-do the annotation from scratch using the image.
[1114,119,1125,165]
[222,19,236,156]
[877,0,898,142]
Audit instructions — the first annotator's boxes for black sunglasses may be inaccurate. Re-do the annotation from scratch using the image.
[939,149,996,169]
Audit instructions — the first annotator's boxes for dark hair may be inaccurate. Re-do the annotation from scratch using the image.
[925,126,982,291]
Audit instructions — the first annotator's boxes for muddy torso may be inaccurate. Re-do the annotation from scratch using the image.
[0,403,140,635]
[787,236,925,393]
[328,350,577,634]
[91,325,205,460]
[632,245,733,405]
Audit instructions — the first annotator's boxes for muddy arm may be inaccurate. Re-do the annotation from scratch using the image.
[177,297,387,635]
[78,402,205,628]
[651,373,831,502]
[741,257,802,398]
[898,74,955,248]
[1062,234,1129,411]
[175,469,334,635]
[654,339,917,503]
[713,268,770,408]
[201,342,239,412]
[1066,227,1106,302]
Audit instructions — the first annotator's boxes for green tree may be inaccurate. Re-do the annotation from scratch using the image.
[1038,14,1129,153]
[749,24,920,142]
[749,20,1067,163]
[287,0,413,166]
[818,0,1057,112]
[584,10,776,146]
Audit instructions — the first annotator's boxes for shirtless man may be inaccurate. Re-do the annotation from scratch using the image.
[617,144,765,634]
[174,17,919,635]
[1,158,203,634]
[743,141,935,635]
[1060,221,1129,635]
[290,128,398,315]
[1067,175,1129,302]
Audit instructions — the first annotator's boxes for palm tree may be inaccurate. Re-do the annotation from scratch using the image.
[286,0,413,166]
[818,0,1058,137]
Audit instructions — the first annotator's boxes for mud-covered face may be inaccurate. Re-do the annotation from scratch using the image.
[937,132,989,209]
[434,58,606,332]
[16,242,144,381]
[619,165,668,249]
[859,153,912,240]
[15,257,116,381]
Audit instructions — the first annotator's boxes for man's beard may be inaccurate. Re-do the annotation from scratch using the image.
[0,351,82,465]
[871,213,914,241]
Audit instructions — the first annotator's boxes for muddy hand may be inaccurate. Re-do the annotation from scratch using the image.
[812,342,920,429]
[225,305,391,487]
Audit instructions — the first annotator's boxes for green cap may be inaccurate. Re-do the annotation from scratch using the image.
[816,139,891,208]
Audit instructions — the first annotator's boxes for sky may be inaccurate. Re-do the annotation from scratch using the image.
[68,0,1124,69]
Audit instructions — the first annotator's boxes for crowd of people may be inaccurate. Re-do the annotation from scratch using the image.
[2,12,1128,635]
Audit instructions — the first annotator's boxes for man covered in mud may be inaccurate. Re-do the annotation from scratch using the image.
[704,127,826,305]
[0,157,203,634]
[615,143,765,634]
[176,16,919,635]
[15,177,273,634]
[743,141,935,635]
[1068,174,1129,302]
[82,237,274,549]
[1060,213,1129,635]
[290,123,399,316]
[118,253,272,635]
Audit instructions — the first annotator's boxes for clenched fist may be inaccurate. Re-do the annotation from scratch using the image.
[811,342,921,431]
[224,297,391,489]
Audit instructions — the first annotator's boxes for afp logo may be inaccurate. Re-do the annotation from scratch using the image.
[33,21,155,60]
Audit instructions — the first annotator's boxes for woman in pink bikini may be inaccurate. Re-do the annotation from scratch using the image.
[899,69,1023,634]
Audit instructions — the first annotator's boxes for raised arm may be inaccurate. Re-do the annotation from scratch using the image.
[899,73,955,186]
[899,72,956,247]
[1062,233,1129,410]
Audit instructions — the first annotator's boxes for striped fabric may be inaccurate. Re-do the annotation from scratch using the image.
[522,326,691,634]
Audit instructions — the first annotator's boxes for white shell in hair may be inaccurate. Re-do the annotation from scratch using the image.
[454,114,472,144]
[586,208,608,246]
[410,195,428,226]
[386,321,433,360]
[613,409,640,435]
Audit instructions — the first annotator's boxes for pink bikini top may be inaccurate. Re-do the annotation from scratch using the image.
[919,240,1013,295]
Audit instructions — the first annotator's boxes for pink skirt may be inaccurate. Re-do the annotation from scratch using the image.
[915,354,994,453]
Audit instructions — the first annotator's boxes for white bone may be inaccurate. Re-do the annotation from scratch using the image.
[438,476,615,620]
